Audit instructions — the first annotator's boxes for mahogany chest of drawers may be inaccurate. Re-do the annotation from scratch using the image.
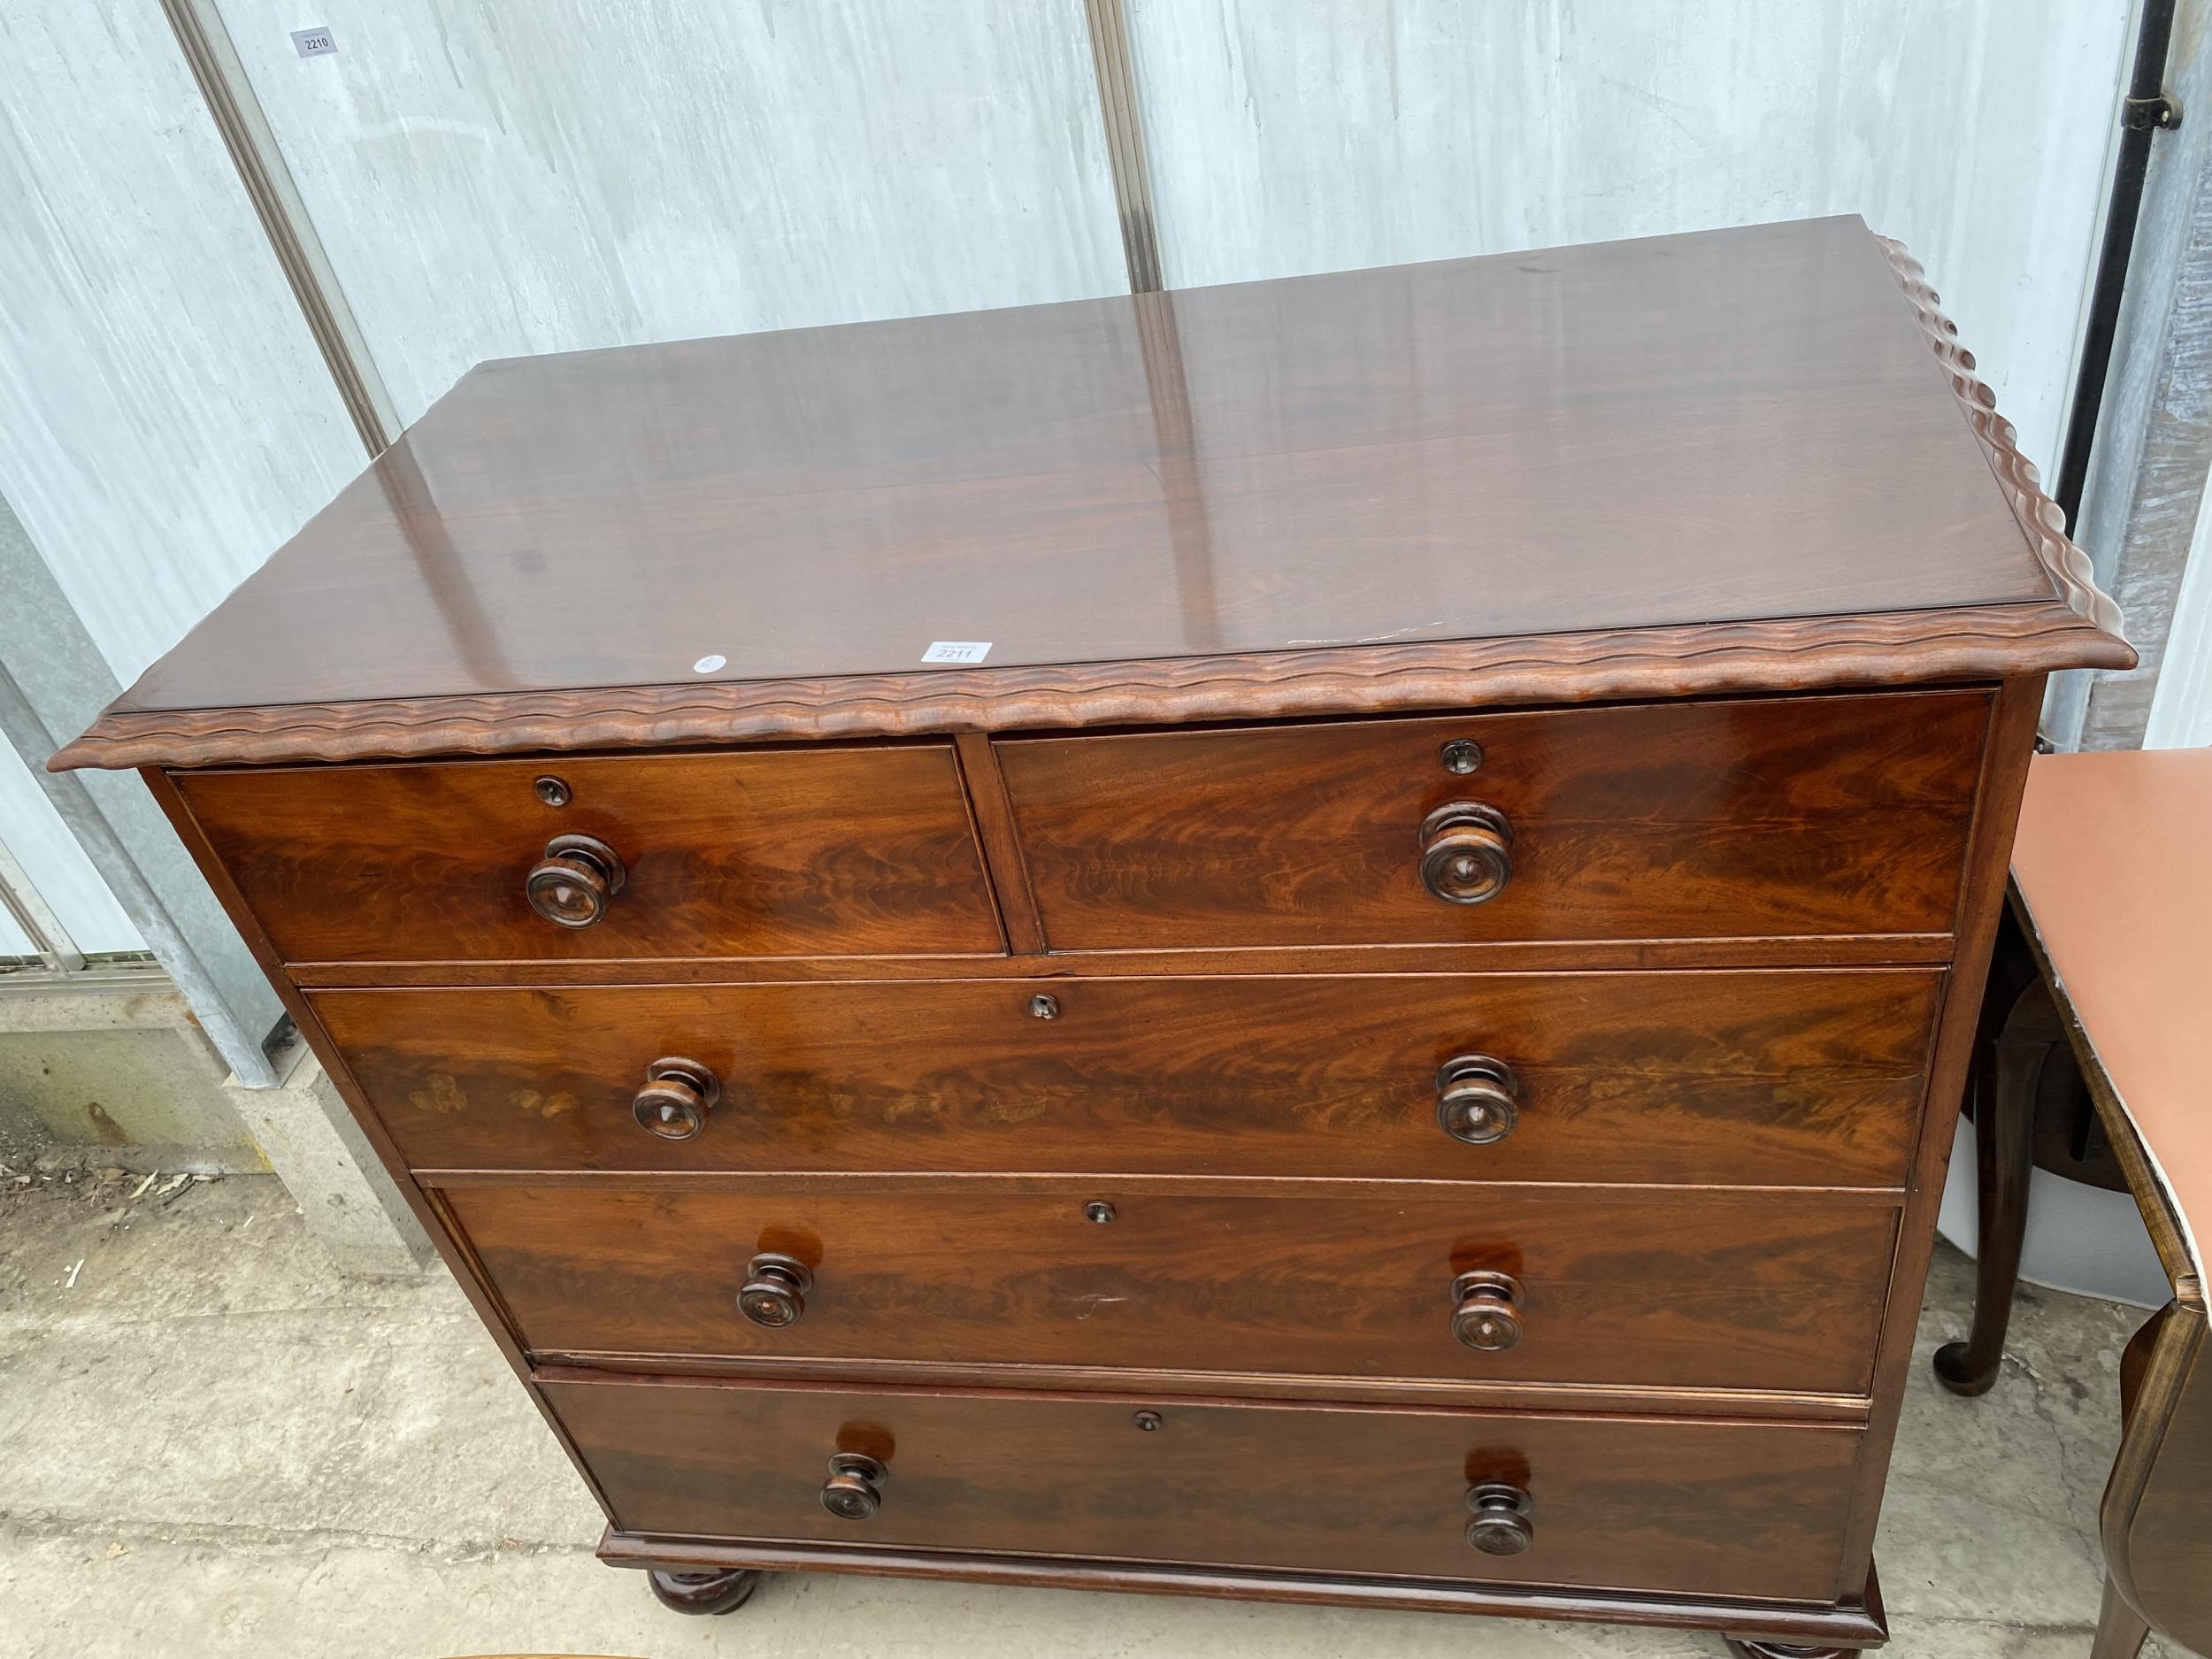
[55,217,2131,1655]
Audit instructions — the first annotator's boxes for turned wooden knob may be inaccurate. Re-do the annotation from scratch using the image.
[820,1451,887,1520]
[632,1058,720,1141]
[1436,1054,1521,1145]
[1451,1270,1525,1351]
[1418,802,1513,905]
[737,1252,812,1328]
[525,833,626,927]
[1465,1480,1533,1555]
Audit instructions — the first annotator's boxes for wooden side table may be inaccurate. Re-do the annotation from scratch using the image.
[1936,750,2210,1659]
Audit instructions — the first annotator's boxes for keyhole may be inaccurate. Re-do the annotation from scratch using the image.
[1440,740,1483,774]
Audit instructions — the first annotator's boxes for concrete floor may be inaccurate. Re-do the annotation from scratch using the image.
[0,1166,2176,1659]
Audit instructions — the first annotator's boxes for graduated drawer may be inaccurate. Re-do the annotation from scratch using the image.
[546,1374,1861,1602]
[448,1181,1895,1394]
[171,744,1001,965]
[995,691,1989,949]
[320,970,1940,1188]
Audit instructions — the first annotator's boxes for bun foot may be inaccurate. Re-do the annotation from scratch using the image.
[1721,1640,1860,1657]
[647,1566,762,1615]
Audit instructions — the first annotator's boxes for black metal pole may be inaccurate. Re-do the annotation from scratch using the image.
[2054,0,2181,534]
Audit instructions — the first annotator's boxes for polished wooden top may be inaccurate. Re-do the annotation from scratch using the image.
[57,216,2127,770]
[2012,749,2209,1286]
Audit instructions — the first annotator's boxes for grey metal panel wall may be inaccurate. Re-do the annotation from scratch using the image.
[214,0,1129,425]
[0,747,141,956]
[0,5,368,691]
[0,4,368,954]
[1124,0,2133,476]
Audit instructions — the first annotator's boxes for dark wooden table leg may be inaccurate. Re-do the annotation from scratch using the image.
[648,1566,762,1614]
[2091,1574,2152,1659]
[1934,905,2052,1398]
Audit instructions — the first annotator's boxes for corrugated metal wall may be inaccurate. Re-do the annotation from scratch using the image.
[216,0,1129,426]
[0,0,2137,947]
[1126,0,2131,477]
[0,5,365,694]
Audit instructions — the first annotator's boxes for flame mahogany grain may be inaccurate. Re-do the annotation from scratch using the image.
[171,744,1002,964]
[998,695,1988,950]
[442,1179,1896,1395]
[315,969,1941,1188]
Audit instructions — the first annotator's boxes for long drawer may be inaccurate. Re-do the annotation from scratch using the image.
[546,1375,1862,1601]
[320,970,1940,1187]
[449,1182,1895,1393]
[171,743,1002,964]
[997,692,1989,949]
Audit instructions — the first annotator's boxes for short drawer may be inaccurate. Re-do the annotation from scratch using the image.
[323,970,1939,1188]
[172,744,1002,964]
[996,691,1988,949]
[547,1375,1861,1601]
[449,1182,1895,1394]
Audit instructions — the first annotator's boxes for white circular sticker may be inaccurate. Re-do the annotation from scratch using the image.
[692,654,726,674]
